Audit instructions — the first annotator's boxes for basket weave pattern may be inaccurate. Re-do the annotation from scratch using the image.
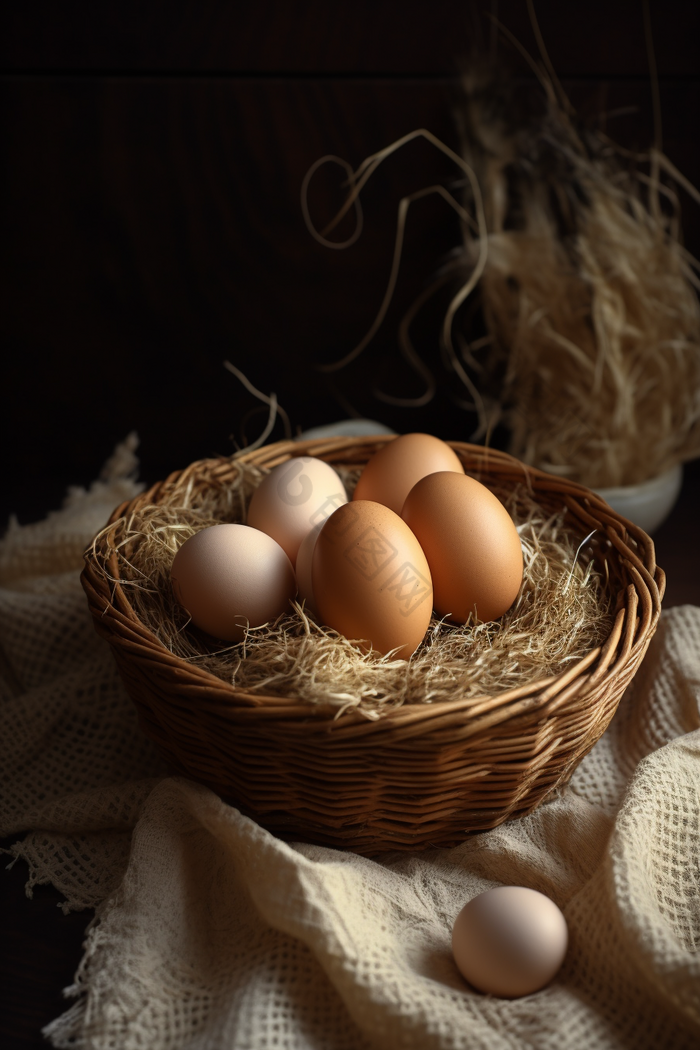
[81,438,664,853]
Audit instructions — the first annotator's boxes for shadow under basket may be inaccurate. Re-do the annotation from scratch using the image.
[80,438,665,854]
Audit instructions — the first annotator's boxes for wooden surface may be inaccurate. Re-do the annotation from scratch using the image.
[0,848,90,1049]
[3,0,700,76]
[2,2,700,1046]
[3,0,700,525]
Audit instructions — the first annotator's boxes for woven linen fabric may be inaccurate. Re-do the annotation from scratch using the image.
[2,437,699,1050]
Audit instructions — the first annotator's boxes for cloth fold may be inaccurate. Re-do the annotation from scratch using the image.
[2,438,699,1049]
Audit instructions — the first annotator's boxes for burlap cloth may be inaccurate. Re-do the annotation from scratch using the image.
[2,435,699,1050]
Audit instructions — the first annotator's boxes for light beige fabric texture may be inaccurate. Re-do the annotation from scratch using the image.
[2,437,699,1050]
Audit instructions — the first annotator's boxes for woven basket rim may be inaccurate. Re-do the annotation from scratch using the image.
[82,436,664,730]
[80,436,666,851]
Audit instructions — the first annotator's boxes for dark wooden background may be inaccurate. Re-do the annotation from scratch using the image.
[2,2,700,1046]
[3,0,700,524]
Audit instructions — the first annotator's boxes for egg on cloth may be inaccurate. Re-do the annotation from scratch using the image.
[171,523,296,642]
[452,886,569,998]
[312,500,433,659]
[402,471,523,624]
[247,456,348,564]
[352,432,464,515]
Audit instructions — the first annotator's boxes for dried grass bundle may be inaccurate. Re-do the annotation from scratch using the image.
[301,21,700,490]
[455,64,700,487]
[93,460,613,719]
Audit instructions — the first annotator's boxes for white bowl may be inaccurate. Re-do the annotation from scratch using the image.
[295,419,396,441]
[594,464,683,535]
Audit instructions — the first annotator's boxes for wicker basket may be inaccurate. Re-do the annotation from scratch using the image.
[81,437,664,854]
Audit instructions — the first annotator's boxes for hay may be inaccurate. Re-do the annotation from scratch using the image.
[301,46,700,489]
[91,460,613,719]
[455,64,700,487]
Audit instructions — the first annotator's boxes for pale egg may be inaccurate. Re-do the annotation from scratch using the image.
[171,523,296,642]
[452,886,569,997]
[312,500,433,659]
[294,520,323,612]
[248,457,348,565]
[353,433,464,515]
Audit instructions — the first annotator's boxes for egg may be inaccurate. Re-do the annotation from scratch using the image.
[312,500,433,659]
[171,523,296,642]
[401,471,523,624]
[294,520,323,612]
[353,433,464,515]
[247,457,348,565]
[452,886,569,998]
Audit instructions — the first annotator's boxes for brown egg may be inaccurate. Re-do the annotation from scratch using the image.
[312,500,433,659]
[352,433,464,515]
[401,472,523,624]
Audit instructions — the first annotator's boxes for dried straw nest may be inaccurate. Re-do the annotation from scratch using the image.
[92,446,613,720]
[82,438,663,851]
